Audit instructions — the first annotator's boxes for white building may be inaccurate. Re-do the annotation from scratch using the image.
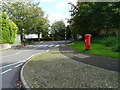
[25,34,42,39]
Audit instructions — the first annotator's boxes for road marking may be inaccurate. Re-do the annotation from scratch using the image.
[47,49,49,52]
[0,49,48,70]
[49,45,53,47]
[55,45,60,47]
[26,55,34,60]
[1,68,12,75]
[15,63,23,68]
[39,45,44,47]
[74,54,90,58]
[56,51,74,53]
[0,53,42,70]
[2,51,23,58]
[0,53,41,69]
[33,45,39,47]
[43,45,48,47]
[1,50,29,58]
[15,51,23,54]
[0,60,26,69]
[1,44,44,58]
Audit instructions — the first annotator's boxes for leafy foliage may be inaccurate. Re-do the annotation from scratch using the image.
[2,1,49,42]
[92,36,119,52]
[0,12,18,44]
[102,36,118,47]
[69,2,119,37]
[51,21,66,40]
[112,43,120,52]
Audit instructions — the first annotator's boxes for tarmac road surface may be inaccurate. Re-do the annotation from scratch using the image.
[0,41,66,89]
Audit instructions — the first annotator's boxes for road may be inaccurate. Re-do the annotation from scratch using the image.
[0,41,66,89]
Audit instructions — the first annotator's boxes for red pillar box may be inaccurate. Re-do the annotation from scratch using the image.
[85,34,92,51]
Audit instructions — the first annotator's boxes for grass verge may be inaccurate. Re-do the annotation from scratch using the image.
[69,41,120,58]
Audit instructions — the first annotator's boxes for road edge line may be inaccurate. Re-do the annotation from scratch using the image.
[20,49,49,90]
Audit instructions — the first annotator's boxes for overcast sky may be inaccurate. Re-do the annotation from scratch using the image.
[34,0,77,25]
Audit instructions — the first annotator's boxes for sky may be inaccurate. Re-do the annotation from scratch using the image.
[8,0,118,25]
[34,0,78,25]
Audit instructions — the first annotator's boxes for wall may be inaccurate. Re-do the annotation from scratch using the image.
[11,35,21,46]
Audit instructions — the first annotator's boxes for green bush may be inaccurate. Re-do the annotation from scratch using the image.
[92,36,119,52]
[101,36,118,47]
[0,12,18,44]
[92,36,105,44]
[92,36,118,46]
[112,43,120,52]
[29,40,34,44]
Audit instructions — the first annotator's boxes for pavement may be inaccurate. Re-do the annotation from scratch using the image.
[0,41,66,89]
[22,44,119,88]
[59,45,119,72]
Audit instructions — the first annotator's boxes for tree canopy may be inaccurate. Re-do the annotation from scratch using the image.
[69,2,119,38]
[51,21,66,40]
[2,1,49,42]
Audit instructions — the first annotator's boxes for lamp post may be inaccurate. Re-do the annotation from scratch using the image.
[64,28,67,43]
[22,28,26,46]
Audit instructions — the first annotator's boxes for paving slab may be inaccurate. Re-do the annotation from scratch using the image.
[59,45,119,72]
[22,45,119,88]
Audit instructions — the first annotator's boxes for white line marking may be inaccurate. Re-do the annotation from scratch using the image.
[1,68,12,75]
[2,51,23,58]
[43,45,48,47]
[1,50,29,58]
[1,44,43,58]
[47,49,49,52]
[49,45,53,47]
[27,55,34,60]
[0,54,39,70]
[33,45,37,47]
[74,54,90,58]
[15,51,23,54]
[0,49,48,69]
[0,60,26,69]
[15,63,23,68]
[55,45,60,47]
[39,45,44,47]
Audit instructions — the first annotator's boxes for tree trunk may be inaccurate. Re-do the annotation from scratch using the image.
[52,34,54,41]
[38,33,40,41]
[20,32,24,45]
[20,34,23,42]
[116,29,120,37]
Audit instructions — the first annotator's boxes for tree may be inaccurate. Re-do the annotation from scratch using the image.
[0,12,18,44]
[66,25,72,40]
[2,1,49,43]
[2,2,31,43]
[69,2,119,38]
[29,6,50,41]
[51,21,66,41]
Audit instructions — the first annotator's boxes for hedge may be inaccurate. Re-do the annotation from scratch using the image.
[0,12,18,44]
